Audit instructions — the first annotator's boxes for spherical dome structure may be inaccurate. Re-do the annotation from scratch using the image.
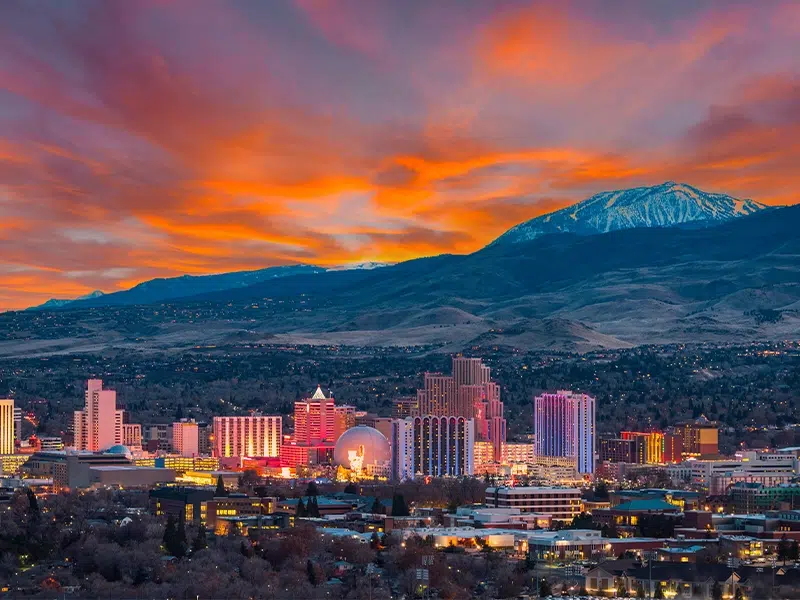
[334,426,391,470]
[104,444,133,460]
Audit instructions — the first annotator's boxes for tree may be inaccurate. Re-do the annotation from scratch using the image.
[538,578,552,597]
[370,531,381,549]
[594,481,610,500]
[163,514,177,555]
[306,481,319,497]
[734,588,744,600]
[636,582,646,598]
[616,578,628,597]
[307,496,321,518]
[192,524,208,552]
[712,581,722,600]
[654,582,665,599]
[175,515,187,557]
[371,497,383,514]
[344,482,358,494]
[26,488,39,517]
[790,540,800,561]
[391,493,410,517]
[778,534,791,565]
[215,475,227,497]
[296,498,307,518]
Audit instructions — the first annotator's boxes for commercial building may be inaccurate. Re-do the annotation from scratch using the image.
[416,357,506,461]
[391,415,474,479]
[143,424,171,452]
[502,442,536,465]
[73,380,124,452]
[730,483,800,514]
[294,386,335,445]
[279,441,334,469]
[485,486,582,521]
[332,405,356,442]
[172,419,200,457]
[621,431,664,464]
[13,406,22,443]
[213,415,281,458]
[534,391,596,474]
[154,455,219,474]
[197,422,213,455]
[689,453,797,494]
[39,437,64,451]
[22,448,139,489]
[663,432,683,463]
[0,399,14,455]
[0,453,29,476]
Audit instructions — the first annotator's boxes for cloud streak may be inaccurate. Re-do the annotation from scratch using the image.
[0,0,798,310]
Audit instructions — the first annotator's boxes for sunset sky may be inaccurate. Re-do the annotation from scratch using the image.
[1,0,798,310]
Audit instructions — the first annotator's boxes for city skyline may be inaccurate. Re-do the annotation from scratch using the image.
[1,1,799,310]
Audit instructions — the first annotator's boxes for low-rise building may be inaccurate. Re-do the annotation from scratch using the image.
[485,486,582,521]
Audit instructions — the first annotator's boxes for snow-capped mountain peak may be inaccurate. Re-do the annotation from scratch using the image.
[492,181,769,245]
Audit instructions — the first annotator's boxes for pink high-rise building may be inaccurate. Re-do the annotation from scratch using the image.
[414,357,506,461]
[73,380,123,451]
[213,415,281,458]
[294,386,335,445]
[172,419,199,457]
[534,390,596,475]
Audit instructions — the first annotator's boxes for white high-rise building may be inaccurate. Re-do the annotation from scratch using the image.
[13,406,22,442]
[0,399,14,455]
[391,415,474,480]
[213,416,281,458]
[534,391,596,475]
[172,419,200,457]
[73,380,124,452]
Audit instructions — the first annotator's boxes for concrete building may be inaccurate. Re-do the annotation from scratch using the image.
[391,418,414,481]
[621,431,664,464]
[391,397,418,419]
[502,442,536,465]
[332,405,356,442]
[689,454,797,494]
[73,380,123,452]
[39,437,64,451]
[600,438,637,463]
[534,390,596,474]
[485,486,582,521]
[13,406,22,443]
[143,424,171,452]
[0,399,14,455]
[213,415,281,458]
[197,422,213,455]
[172,419,200,457]
[731,483,800,513]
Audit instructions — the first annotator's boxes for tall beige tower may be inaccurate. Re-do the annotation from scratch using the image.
[0,399,14,455]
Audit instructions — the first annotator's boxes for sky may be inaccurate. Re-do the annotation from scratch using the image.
[0,0,798,310]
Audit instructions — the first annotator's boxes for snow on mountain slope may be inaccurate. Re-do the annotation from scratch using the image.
[493,182,769,245]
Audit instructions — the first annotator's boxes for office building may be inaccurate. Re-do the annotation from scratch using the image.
[663,433,683,463]
[0,399,14,455]
[73,380,124,452]
[391,415,474,479]
[143,424,171,452]
[355,413,393,441]
[172,419,200,457]
[213,415,281,458]
[39,436,64,451]
[485,486,582,521]
[416,357,506,461]
[502,442,536,465]
[535,391,596,474]
[392,397,418,419]
[294,386,335,445]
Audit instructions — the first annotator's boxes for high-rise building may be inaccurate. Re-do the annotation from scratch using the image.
[73,380,124,452]
[534,391,596,475]
[13,406,22,443]
[332,405,356,442]
[392,397,419,419]
[294,386,335,445]
[663,432,683,464]
[391,415,474,479]
[416,357,506,461]
[681,417,719,458]
[198,422,213,456]
[0,399,14,455]
[143,424,171,452]
[355,413,393,441]
[502,442,536,465]
[172,419,200,457]
[213,415,281,458]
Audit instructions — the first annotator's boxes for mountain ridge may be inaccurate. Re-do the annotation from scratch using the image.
[492,181,769,245]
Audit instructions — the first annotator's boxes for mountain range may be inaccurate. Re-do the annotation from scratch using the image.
[10,182,799,355]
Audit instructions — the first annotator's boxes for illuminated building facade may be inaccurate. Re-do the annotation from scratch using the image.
[621,431,664,464]
[213,415,281,458]
[663,432,683,463]
[294,386,335,444]
[416,357,506,461]
[485,486,582,521]
[600,438,636,463]
[332,405,356,442]
[122,423,142,451]
[681,417,719,458]
[534,391,596,475]
[392,397,418,419]
[0,399,14,455]
[392,415,474,479]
